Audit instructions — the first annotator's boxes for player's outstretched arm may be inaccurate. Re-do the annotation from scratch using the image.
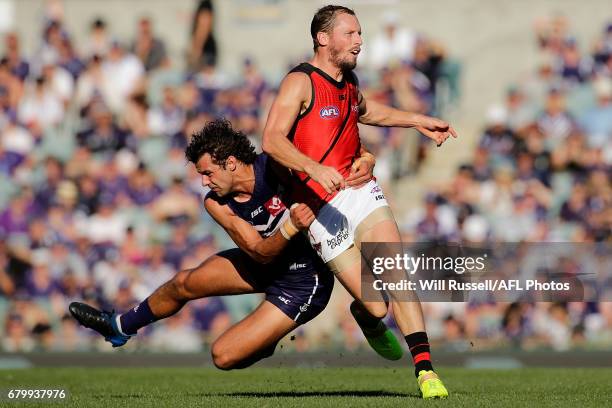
[205,197,314,264]
[357,91,458,146]
[262,73,346,194]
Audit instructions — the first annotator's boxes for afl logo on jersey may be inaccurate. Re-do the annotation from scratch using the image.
[320,105,340,119]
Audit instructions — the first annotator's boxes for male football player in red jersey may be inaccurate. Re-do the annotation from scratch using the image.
[262,5,456,398]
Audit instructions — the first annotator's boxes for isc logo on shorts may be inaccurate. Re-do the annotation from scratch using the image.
[320,106,340,119]
[289,262,307,271]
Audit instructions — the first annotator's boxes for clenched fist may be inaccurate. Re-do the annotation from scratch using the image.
[289,203,316,231]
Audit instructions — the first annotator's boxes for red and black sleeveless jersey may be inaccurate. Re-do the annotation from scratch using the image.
[287,63,361,203]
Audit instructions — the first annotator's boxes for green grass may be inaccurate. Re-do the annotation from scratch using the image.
[1,367,610,407]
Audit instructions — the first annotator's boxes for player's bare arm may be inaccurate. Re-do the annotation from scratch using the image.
[205,196,314,264]
[262,73,346,194]
[357,90,458,146]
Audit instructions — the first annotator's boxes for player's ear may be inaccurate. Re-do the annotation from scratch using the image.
[317,31,329,47]
[226,156,237,171]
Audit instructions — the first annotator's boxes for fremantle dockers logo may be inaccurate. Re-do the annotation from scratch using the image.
[320,105,340,119]
[264,196,286,217]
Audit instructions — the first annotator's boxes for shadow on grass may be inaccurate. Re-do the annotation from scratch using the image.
[194,390,418,398]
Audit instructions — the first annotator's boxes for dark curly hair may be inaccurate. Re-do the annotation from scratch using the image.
[185,119,257,166]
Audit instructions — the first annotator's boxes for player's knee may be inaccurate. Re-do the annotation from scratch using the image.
[364,302,388,320]
[170,270,196,301]
[211,343,237,371]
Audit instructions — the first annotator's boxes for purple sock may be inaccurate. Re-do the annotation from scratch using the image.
[118,298,158,335]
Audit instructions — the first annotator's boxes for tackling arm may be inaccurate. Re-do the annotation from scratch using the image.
[204,197,313,264]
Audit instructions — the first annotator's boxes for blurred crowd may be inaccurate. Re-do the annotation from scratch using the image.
[0,0,249,352]
[0,4,609,354]
[402,15,611,351]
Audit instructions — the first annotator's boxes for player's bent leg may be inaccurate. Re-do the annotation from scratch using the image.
[332,251,388,319]
[70,249,262,347]
[212,264,333,370]
[356,218,427,334]
[331,248,403,361]
[211,300,298,370]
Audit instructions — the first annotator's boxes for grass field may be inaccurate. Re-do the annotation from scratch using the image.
[1,367,610,407]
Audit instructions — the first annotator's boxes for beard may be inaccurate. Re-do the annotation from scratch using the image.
[329,45,357,71]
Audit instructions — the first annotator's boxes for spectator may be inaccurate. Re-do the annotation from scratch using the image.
[579,78,612,149]
[188,0,217,71]
[85,18,111,57]
[151,176,199,223]
[479,105,516,163]
[366,11,416,70]
[132,17,167,72]
[101,41,144,113]
[505,86,535,132]
[148,86,185,138]
[127,164,162,206]
[3,32,29,81]
[0,192,33,237]
[536,87,576,148]
[84,194,127,245]
[76,102,127,158]
[24,250,58,298]
[18,76,64,129]
[559,37,592,86]
[57,36,86,79]
[2,313,36,352]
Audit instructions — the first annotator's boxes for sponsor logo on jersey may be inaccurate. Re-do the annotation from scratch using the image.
[299,303,310,312]
[320,105,340,119]
[375,194,385,201]
[327,227,350,250]
[278,296,291,305]
[264,196,286,217]
[370,185,382,194]
[251,206,263,218]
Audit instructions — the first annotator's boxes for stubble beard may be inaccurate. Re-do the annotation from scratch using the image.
[329,45,357,71]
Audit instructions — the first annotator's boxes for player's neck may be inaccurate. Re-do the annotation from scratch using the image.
[231,164,255,202]
[309,55,343,82]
